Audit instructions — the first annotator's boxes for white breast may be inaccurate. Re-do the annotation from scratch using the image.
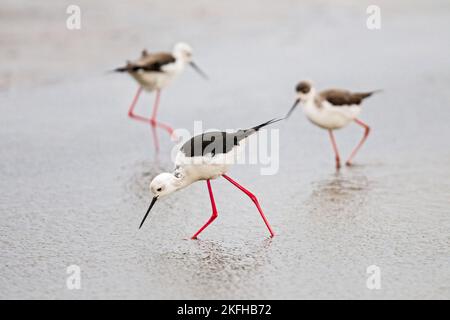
[302,99,361,130]
[174,142,245,181]
[131,60,185,91]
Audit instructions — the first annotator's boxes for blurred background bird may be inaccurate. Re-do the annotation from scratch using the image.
[114,42,208,151]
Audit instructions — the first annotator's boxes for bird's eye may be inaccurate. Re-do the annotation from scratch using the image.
[156,187,162,192]
[174,172,182,179]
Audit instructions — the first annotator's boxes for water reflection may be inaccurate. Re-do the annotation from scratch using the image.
[125,160,172,200]
[158,239,273,296]
[307,169,370,215]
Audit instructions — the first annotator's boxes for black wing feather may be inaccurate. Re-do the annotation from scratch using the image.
[114,53,176,73]
[320,89,378,106]
[180,118,283,158]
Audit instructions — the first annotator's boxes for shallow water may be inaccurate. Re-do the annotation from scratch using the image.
[0,0,449,299]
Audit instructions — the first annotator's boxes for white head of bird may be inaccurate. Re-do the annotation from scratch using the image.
[139,169,193,229]
[150,171,191,198]
[173,42,193,62]
[172,42,208,80]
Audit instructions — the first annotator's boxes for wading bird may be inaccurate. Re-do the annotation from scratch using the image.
[138,119,282,239]
[286,81,379,169]
[114,42,208,151]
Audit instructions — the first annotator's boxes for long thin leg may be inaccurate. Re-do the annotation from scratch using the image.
[149,90,174,136]
[346,119,370,166]
[150,89,161,123]
[328,129,341,169]
[222,174,275,238]
[148,90,161,153]
[127,86,148,123]
[128,88,175,136]
[191,180,218,239]
[127,87,160,152]
[151,122,160,153]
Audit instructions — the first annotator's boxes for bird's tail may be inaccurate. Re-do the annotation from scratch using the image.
[110,61,140,73]
[113,66,129,72]
[358,89,383,99]
[250,118,284,132]
[235,118,283,143]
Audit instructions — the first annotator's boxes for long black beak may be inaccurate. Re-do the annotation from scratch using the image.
[139,196,158,229]
[189,62,208,80]
[285,99,300,119]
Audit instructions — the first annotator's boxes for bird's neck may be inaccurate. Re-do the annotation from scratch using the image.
[174,58,187,73]
[301,89,316,106]
[173,52,187,64]
[174,175,195,193]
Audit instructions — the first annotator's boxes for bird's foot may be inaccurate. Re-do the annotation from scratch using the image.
[150,118,177,137]
[170,132,181,143]
[128,113,149,123]
[345,161,353,167]
[161,124,175,136]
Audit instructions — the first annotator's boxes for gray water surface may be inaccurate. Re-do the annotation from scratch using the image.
[0,0,449,299]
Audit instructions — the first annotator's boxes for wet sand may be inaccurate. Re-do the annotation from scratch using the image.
[0,0,449,299]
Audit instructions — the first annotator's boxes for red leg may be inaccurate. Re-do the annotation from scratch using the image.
[127,86,149,123]
[150,89,161,123]
[148,90,161,153]
[151,122,160,153]
[149,90,175,136]
[128,88,174,134]
[346,119,370,166]
[328,129,341,169]
[191,180,218,239]
[156,121,175,136]
[222,174,275,238]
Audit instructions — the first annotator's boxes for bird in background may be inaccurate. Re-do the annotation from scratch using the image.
[114,42,208,151]
[286,81,380,169]
[138,118,282,239]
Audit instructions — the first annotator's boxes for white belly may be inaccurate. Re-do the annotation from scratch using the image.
[131,71,177,91]
[176,158,230,181]
[174,144,245,180]
[184,163,229,180]
[303,101,361,130]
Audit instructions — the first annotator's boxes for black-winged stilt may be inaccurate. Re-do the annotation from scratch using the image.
[138,118,282,239]
[114,42,208,151]
[286,81,379,169]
